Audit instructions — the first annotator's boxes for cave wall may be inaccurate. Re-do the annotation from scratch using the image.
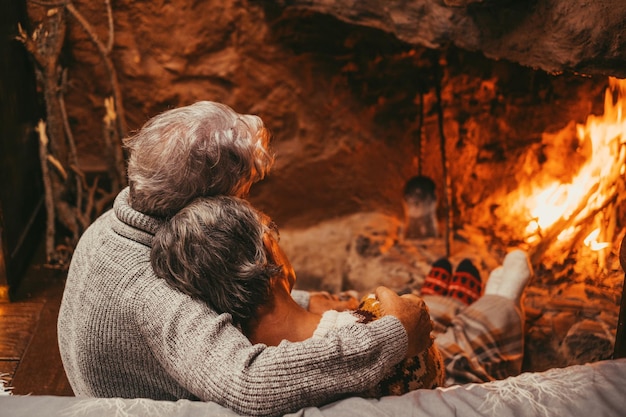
[276,0,626,78]
[25,0,611,232]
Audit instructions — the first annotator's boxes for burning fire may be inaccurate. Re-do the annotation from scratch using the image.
[518,77,626,254]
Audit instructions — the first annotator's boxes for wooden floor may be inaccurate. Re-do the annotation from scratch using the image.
[0,244,73,396]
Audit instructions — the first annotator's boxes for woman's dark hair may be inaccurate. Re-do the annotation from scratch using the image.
[151,196,281,325]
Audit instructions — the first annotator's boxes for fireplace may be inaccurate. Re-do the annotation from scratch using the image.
[21,0,626,373]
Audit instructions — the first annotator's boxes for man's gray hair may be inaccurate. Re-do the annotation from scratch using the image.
[124,101,274,217]
[150,196,281,326]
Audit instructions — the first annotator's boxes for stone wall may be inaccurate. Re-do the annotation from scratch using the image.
[26,0,611,230]
[275,0,626,77]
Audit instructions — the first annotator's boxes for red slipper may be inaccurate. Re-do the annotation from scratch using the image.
[421,258,452,296]
[448,259,482,305]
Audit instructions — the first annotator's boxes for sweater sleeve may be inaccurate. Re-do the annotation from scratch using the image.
[139,283,407,417]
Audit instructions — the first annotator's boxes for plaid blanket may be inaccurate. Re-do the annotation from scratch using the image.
[424,294,525,385]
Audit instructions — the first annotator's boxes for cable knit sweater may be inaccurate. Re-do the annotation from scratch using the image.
[57,188,407,417]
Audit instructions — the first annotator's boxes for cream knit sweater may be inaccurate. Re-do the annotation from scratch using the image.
[57,188,407,417]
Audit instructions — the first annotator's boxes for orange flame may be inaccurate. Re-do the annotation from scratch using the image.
[518,77,626,249]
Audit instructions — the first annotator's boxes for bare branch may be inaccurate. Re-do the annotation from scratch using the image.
[22,0,127,267]
[36,120,57,263]
[46,154,68,180]
[16,23,45,65]
[105,0,114,53]
[66,1,128,141]
[102,96,127,189]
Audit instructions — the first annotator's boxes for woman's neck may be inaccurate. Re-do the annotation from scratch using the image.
[244,289,322,346]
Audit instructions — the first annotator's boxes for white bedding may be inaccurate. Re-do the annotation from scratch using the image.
[2,359,625,417]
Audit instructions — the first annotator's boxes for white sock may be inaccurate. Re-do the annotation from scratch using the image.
[484,266,504,295]
[484,250,532,303]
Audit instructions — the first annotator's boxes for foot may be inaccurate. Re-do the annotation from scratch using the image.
[484,249,532,303]
[448,258,482,305]
[421,258,452,297]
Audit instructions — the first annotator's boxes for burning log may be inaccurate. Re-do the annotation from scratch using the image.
[528,183,605,267]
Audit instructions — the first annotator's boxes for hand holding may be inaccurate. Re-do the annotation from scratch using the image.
[375,286,433,358]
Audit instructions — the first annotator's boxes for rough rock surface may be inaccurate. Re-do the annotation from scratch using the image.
[276,0,626,78]
[26,0,611,230]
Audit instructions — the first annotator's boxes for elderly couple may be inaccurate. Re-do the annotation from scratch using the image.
[57,101,532,416]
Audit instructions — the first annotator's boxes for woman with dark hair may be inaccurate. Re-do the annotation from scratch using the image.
[151,196,445,396]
